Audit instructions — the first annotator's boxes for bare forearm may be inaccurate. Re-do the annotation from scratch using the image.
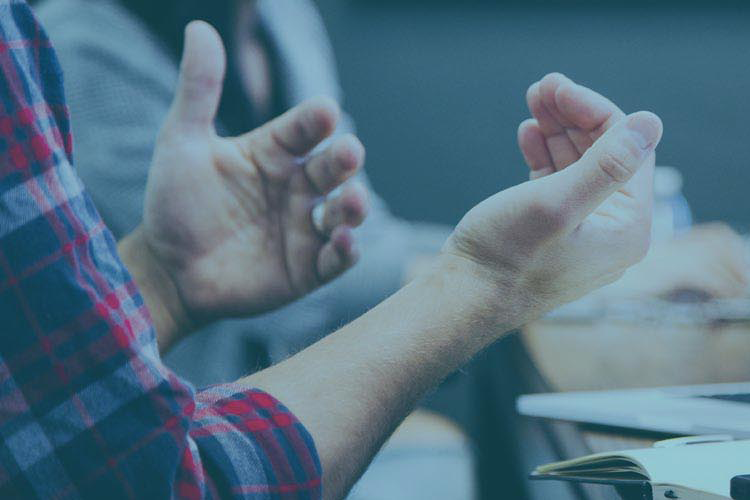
[246,256,515,499]
[118,221,507,498]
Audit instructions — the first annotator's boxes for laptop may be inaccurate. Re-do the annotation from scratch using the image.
[517,381,750,438]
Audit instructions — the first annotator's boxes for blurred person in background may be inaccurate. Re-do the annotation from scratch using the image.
[36,0,473,498]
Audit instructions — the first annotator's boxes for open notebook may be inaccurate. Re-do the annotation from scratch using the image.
[530,439,750,499]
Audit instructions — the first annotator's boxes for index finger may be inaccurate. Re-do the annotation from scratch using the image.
[554,82,624,139]
[236,97,341,177]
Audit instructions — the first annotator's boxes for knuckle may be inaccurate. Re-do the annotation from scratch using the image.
[181,73,222,102]
[596,148,636,183]
[292,117,313,145]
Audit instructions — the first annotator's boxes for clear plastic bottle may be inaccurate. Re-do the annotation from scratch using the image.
[652,166,692,243]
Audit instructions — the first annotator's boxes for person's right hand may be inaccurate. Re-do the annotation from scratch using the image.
[516,74,749,302]
[517,72,625,179]
[442,75,662,326]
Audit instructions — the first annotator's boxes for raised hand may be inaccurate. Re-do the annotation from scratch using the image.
[137,21,369,329]
[516,73,656,237]
[444,79,662,324]
[518,72,625,178]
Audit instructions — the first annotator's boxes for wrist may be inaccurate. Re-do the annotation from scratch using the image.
[415,254,519,346]
[429,248,556,338]
[118,227,193,351]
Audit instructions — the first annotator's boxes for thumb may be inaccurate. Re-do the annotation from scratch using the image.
[552,111,663,225]
[166,21,226,133]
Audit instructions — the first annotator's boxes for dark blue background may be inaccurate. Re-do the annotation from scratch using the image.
[316,1,750,227]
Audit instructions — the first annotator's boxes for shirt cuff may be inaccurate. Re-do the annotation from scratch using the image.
[189,385,322,498]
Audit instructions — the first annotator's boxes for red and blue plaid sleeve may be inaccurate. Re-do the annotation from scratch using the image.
[0,1,321,498]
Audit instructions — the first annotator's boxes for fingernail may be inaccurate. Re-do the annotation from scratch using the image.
[312,203,326,236]
[626,113,662,151]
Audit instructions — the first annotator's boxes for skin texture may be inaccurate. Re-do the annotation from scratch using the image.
[122,26,663,500]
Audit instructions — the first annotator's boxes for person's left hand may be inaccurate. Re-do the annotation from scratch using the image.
[133,21,369,330]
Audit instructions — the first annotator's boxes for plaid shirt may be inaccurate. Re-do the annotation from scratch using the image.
[0,1,321,498]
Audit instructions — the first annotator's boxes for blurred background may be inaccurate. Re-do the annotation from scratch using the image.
[314,0,750,226]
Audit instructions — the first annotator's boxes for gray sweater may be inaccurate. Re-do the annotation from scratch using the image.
[38,0,449,386]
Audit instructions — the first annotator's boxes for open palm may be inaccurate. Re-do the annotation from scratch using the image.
[143,22,369,323]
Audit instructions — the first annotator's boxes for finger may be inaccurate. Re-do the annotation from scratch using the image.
[317,226,359,283]
[546,132,583,170]
[518,119,555,179]
[238,97,340,178]
[305,134,365,194]
[316,182,369,235]
[551,111,663,227]
[526,81,563,136]
[527,78,580,170]
[266,97,340,156]
[559,87,617,154]
[536,73,626,166]
[539,73,575,128]
[541,74,586,166]
[555,81,624,135]
[563,128,596,155]
[166,21,226,133]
